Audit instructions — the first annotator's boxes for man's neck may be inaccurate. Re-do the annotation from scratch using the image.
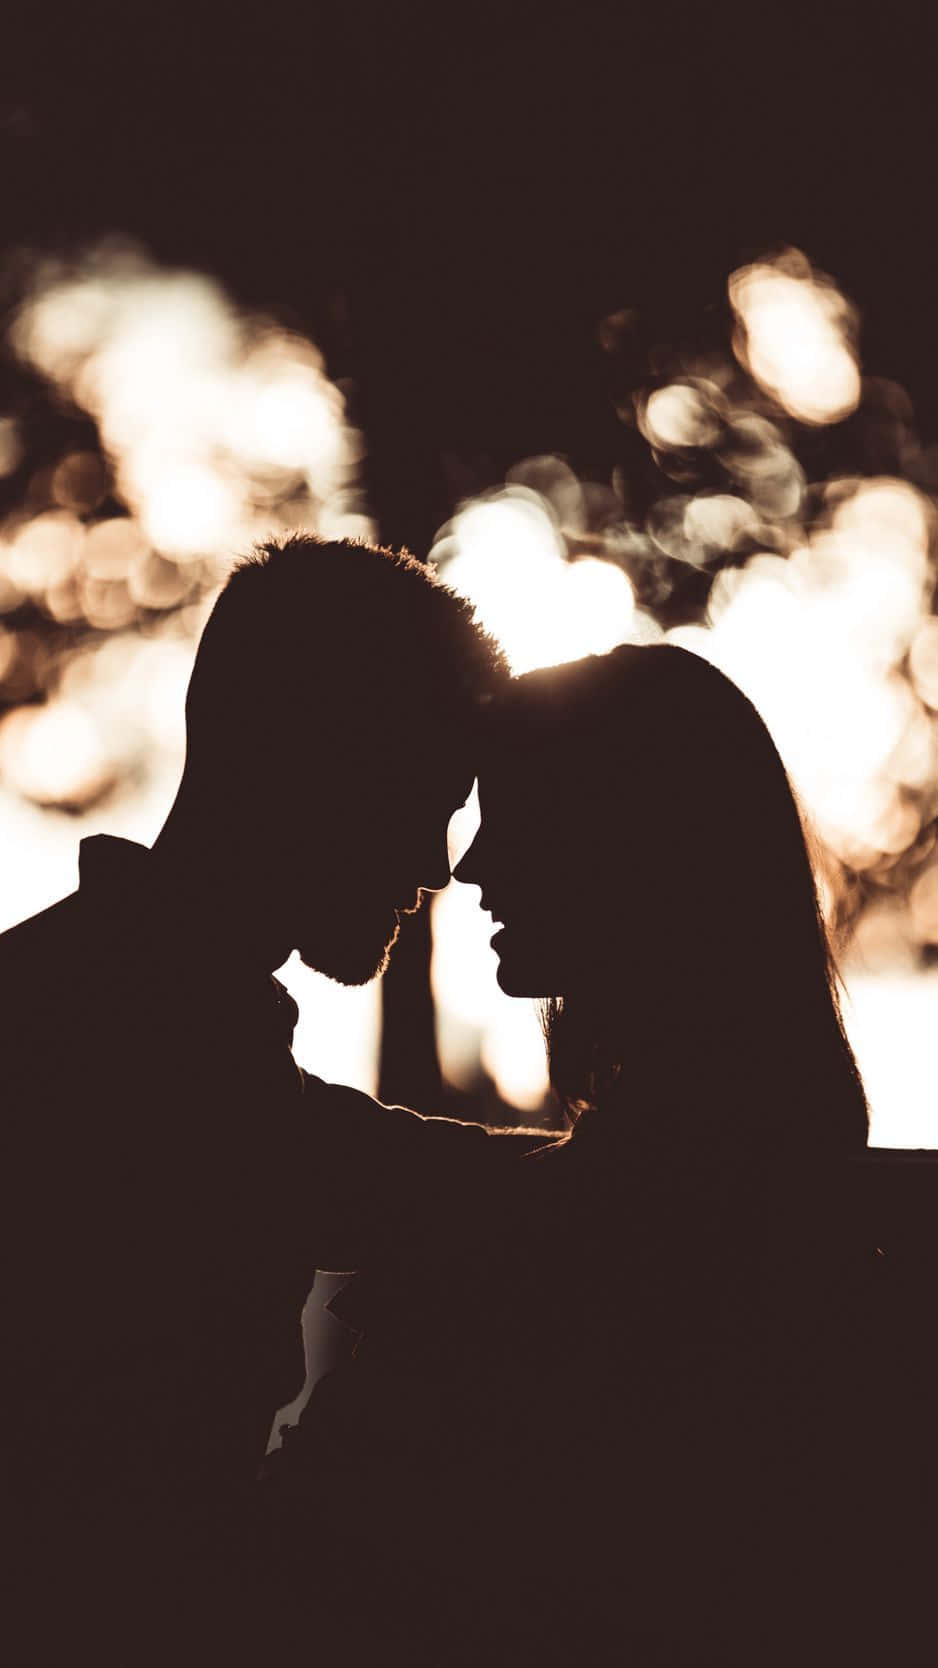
[149,802,289,974]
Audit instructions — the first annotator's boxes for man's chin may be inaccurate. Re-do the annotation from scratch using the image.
[297,914,401,987]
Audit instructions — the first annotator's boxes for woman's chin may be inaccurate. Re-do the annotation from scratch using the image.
[493,944,551,999]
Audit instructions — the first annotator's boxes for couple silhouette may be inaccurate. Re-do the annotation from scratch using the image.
[0,535,891,1665]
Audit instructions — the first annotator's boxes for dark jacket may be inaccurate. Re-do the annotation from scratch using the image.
[0,836,319,1654]
[0,835,533,1660]
[263,1101,893,1668]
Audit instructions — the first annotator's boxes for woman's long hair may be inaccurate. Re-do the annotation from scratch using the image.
[495,644,868,1162]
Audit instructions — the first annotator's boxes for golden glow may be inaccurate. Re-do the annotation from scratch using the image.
[226,338,346,483]
[431,880,549,1112]
[137,465,241,558]
[0,417,23,478]
[0,245,384,1107]
[729,251,861,425]
[843,974,938,1148]
[431,429,938,1123]
[4,244,938,1140]
[909,618,938,710]
[11,244,371,579]
[83,518,148,581]
[432,484,638,674]
[684,478,934,868]
[480,1006,549,1114]
[909,866,938,944]
[641,383,721,450]
[78,577,138,631]
[0,242,368,823]
[682,493,760,554]
[51,451,110,514]
[0,702,115,809]
[720,413,805,518]
[434,788,550,1110]
[278,952,382,1097]
[4,512,84,595]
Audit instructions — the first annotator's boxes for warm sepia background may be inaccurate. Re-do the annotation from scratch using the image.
[1,241,937,1147]
[4,9,938,1150]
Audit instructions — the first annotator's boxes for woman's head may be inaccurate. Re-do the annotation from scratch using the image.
[455,643,867,1150]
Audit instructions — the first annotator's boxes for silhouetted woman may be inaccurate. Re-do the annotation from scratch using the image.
[267,644,873,1667]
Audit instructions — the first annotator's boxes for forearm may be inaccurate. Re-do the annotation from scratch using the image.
[297,1071,553,1268]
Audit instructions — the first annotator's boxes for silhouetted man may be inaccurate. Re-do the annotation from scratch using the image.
[0,535,506,1657]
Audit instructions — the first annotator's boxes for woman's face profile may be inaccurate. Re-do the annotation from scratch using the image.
[455,750,596,998]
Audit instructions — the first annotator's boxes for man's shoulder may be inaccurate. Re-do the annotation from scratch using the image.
[0,889,85,985]
[0,890,92,1079]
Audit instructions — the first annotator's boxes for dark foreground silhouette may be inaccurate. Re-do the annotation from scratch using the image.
[0,535,505,1661]
[263,647,933,1666]
[4,602,934,1663]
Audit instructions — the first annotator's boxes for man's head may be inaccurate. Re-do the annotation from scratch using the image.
[177,534,508,980]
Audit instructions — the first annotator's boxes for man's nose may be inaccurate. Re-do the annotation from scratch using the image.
[453,832,482,889]
[420,831,453,895]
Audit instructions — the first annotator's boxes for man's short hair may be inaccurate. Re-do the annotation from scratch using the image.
[185,534,507,773]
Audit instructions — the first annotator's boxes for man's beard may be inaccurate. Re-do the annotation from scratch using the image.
[297,901,403,987]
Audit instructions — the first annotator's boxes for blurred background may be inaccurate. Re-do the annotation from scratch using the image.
[3,5,938,1147]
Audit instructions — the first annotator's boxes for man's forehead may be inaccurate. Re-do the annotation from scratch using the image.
[476,743,547,802]
[389,741,473,803]
[438,754,475,806]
